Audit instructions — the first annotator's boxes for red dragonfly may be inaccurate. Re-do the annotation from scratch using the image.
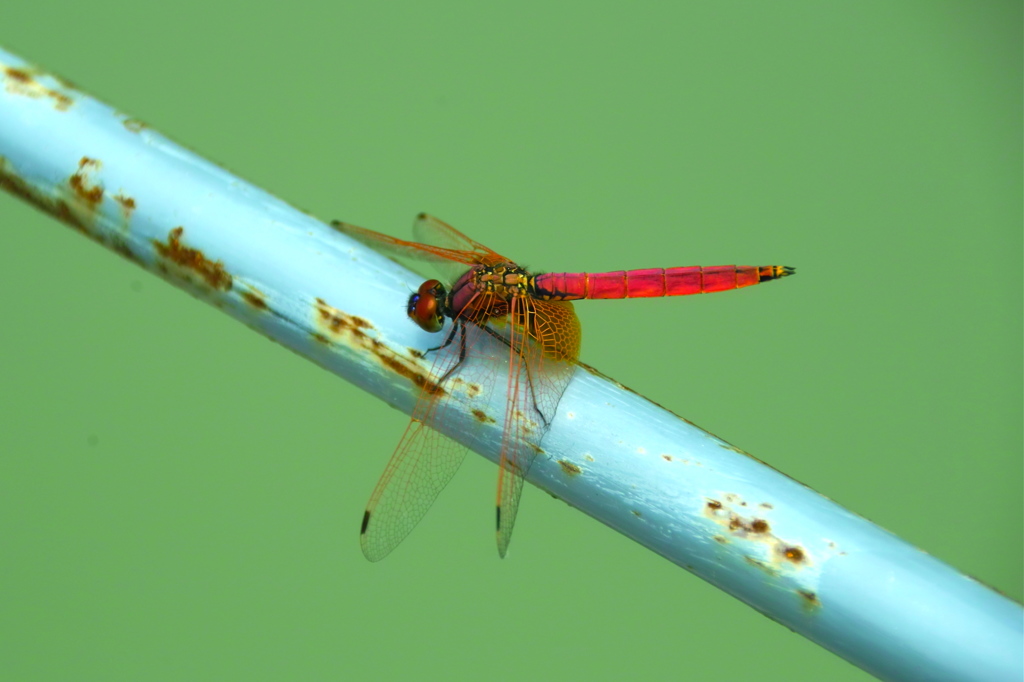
[332,214,794,560]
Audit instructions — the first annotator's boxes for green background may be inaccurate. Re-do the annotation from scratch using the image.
[1,2,1020,680]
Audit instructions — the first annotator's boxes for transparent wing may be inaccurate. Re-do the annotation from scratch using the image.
[359,332,470,561]
[494,297,580,557]
[359,294,506,561]
[412,213,509,265]
[331,220,480,283]
[359,281,580,560]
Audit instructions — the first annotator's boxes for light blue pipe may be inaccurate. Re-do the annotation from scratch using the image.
[0,47,1019,682]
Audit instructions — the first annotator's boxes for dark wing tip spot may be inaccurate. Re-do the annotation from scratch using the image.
[360,510,371,535]
[495,506,501,530]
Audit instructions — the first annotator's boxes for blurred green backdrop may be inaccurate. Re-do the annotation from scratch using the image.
[1,2,1020,680]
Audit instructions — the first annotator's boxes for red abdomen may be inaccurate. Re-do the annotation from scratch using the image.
[533,266,793,300]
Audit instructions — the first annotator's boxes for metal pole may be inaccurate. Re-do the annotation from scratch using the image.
[1,47,1020,682]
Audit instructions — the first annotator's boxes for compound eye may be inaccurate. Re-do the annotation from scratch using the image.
[408,279,446,333]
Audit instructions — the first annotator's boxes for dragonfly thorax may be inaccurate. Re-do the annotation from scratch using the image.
[444,263,533,319]
[471,263,532,298]
[408,264,535,334]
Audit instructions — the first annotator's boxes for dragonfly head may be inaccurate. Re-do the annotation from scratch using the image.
[407,279,447,333]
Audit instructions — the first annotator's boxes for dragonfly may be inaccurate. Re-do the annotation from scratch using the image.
[331,213,794,560]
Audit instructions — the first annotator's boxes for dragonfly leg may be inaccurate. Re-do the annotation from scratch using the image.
[477,324,550,428]
[426,320,460,354]
[478,323,525,354]
[521,359,550,428]
[437,322,469,384]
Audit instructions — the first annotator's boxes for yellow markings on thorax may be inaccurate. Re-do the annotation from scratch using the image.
[473,265,530,300]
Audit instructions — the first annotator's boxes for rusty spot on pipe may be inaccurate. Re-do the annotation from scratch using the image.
[797,589,820,611]
[315,297,374,335]
[4,67,30,83]
[472,409,495,424]
[781,546,806,564]
[557,460,582,477]
[314,297,442,396]
[68,157,103,210]
[122,118,147,133]
[0,157,150,267]
[384,356,443,395]
[3,66,74,110]
[0,155,91,235]
[152,227,233,290]
[705,493,812,571]
[750,519,770,534]
[241,288,269,311]
[113,193,136,222]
